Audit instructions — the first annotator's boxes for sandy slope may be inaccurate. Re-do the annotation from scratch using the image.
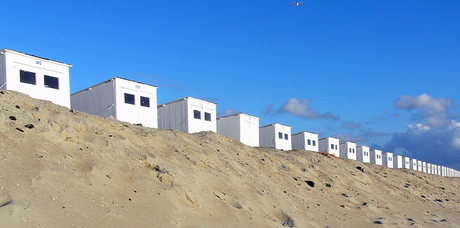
[0,90,459,228]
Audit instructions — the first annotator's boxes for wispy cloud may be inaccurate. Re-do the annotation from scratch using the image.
[217,109,239,118]
[394,94,454,127]
[333,132,367,143]
[264,98,339,120]
[340,120,361,130]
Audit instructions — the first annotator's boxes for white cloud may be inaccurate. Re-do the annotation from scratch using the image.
[278,98,339,120]
[407,123,431,135]
[394,94,454,127]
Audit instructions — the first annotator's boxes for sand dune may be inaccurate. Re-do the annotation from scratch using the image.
[1,90,459,227]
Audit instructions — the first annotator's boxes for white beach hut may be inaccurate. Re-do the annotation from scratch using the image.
[158,97,217,133]
[410,158,418,170]
[259,123,292,150]
[432,164,437,175]
[291,131,319,152]
[382,152,394,168]
[318,137,340,157]
[403,157,411,169]
[217,113,259,147]
[356,145,370,163]
[339,142,357,160]
[370,149,383,165]
[417,161,423,172]
[0,48,72,108]
[393,155,403,168]
[427,163,431,174]
[71,77,158,128]
[438,166,442,176]
[422,162,427,173]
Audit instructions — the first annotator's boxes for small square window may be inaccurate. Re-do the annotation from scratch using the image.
[279,132,283,139]
[335,145,337,150]
[124,93,135,105]
[194,110,201,119]
[331,144,334,149]
[20,70,36,85]
[284,134,288,140]
[140,96,150,107]
[44,75,59,89]
[312,140,316,146]
[307,139,311,145]
[205,112,211,121]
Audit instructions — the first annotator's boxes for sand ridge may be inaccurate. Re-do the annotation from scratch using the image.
[0,90,459,227]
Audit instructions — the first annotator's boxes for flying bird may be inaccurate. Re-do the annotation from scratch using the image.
[289,2,305,6]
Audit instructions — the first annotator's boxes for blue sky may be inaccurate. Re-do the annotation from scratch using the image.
[2,1,460,169]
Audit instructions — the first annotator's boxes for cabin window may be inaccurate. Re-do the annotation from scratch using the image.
[331,144,334,150]
[353,149,355,153]
[335,145,337,150]
[205,112,211,121]
[140,96,150,107]
[20,70,36,85]
[284,134,288,140]
[124,93,135,105]
[312,140,316,146]
[307,139,311,145]
[44,75,59,89]
[194,110,201,119]
[279,132,283,139]
[349,148,351,153]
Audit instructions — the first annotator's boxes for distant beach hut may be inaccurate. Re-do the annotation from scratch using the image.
[410,158,418,170]
[432,164,437,175]
[158,96,217,133]
[393,155,403,168]
[318,137,340,157]
[403,157,411,169]
[356,145,370,163]
[427,163,431,174]
[71,77,158,128]
[422,162,427,173]
[217,113,259,147]
[291,131,319,152]
[382,152,394,168]
[339,142,357,160]
[1,48,72,108]
[417,161,423,172]
[438,166,442,176]
[259,123,292,151]
[370,149,382,165]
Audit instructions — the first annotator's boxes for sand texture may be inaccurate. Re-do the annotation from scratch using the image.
[1,90,460,227]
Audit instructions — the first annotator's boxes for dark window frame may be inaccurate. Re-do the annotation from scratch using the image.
[20,70,36,85]
[124,93,135,105]
[140,96,150,107]
[204,112,211,121]
[44,75,59,89]
[194,110,201,119]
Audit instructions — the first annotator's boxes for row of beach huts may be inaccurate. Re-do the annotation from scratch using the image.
[1,48,458,177]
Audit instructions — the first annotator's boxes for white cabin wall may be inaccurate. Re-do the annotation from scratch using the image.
[158,99,189,132]
[259,125,276,148]
[71,79,116,119]
[274,124,291,151]
[383,152,394,168]
[187,98,217,133]
[217,115,241,141]
[403,157,411,169]
[356,145,370,163]
[114,78,158,128]
[393,155,403,168]
[0,53,6,88]
[370,149,382,165]
[3,50,71,108]
[239,114,259,147]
